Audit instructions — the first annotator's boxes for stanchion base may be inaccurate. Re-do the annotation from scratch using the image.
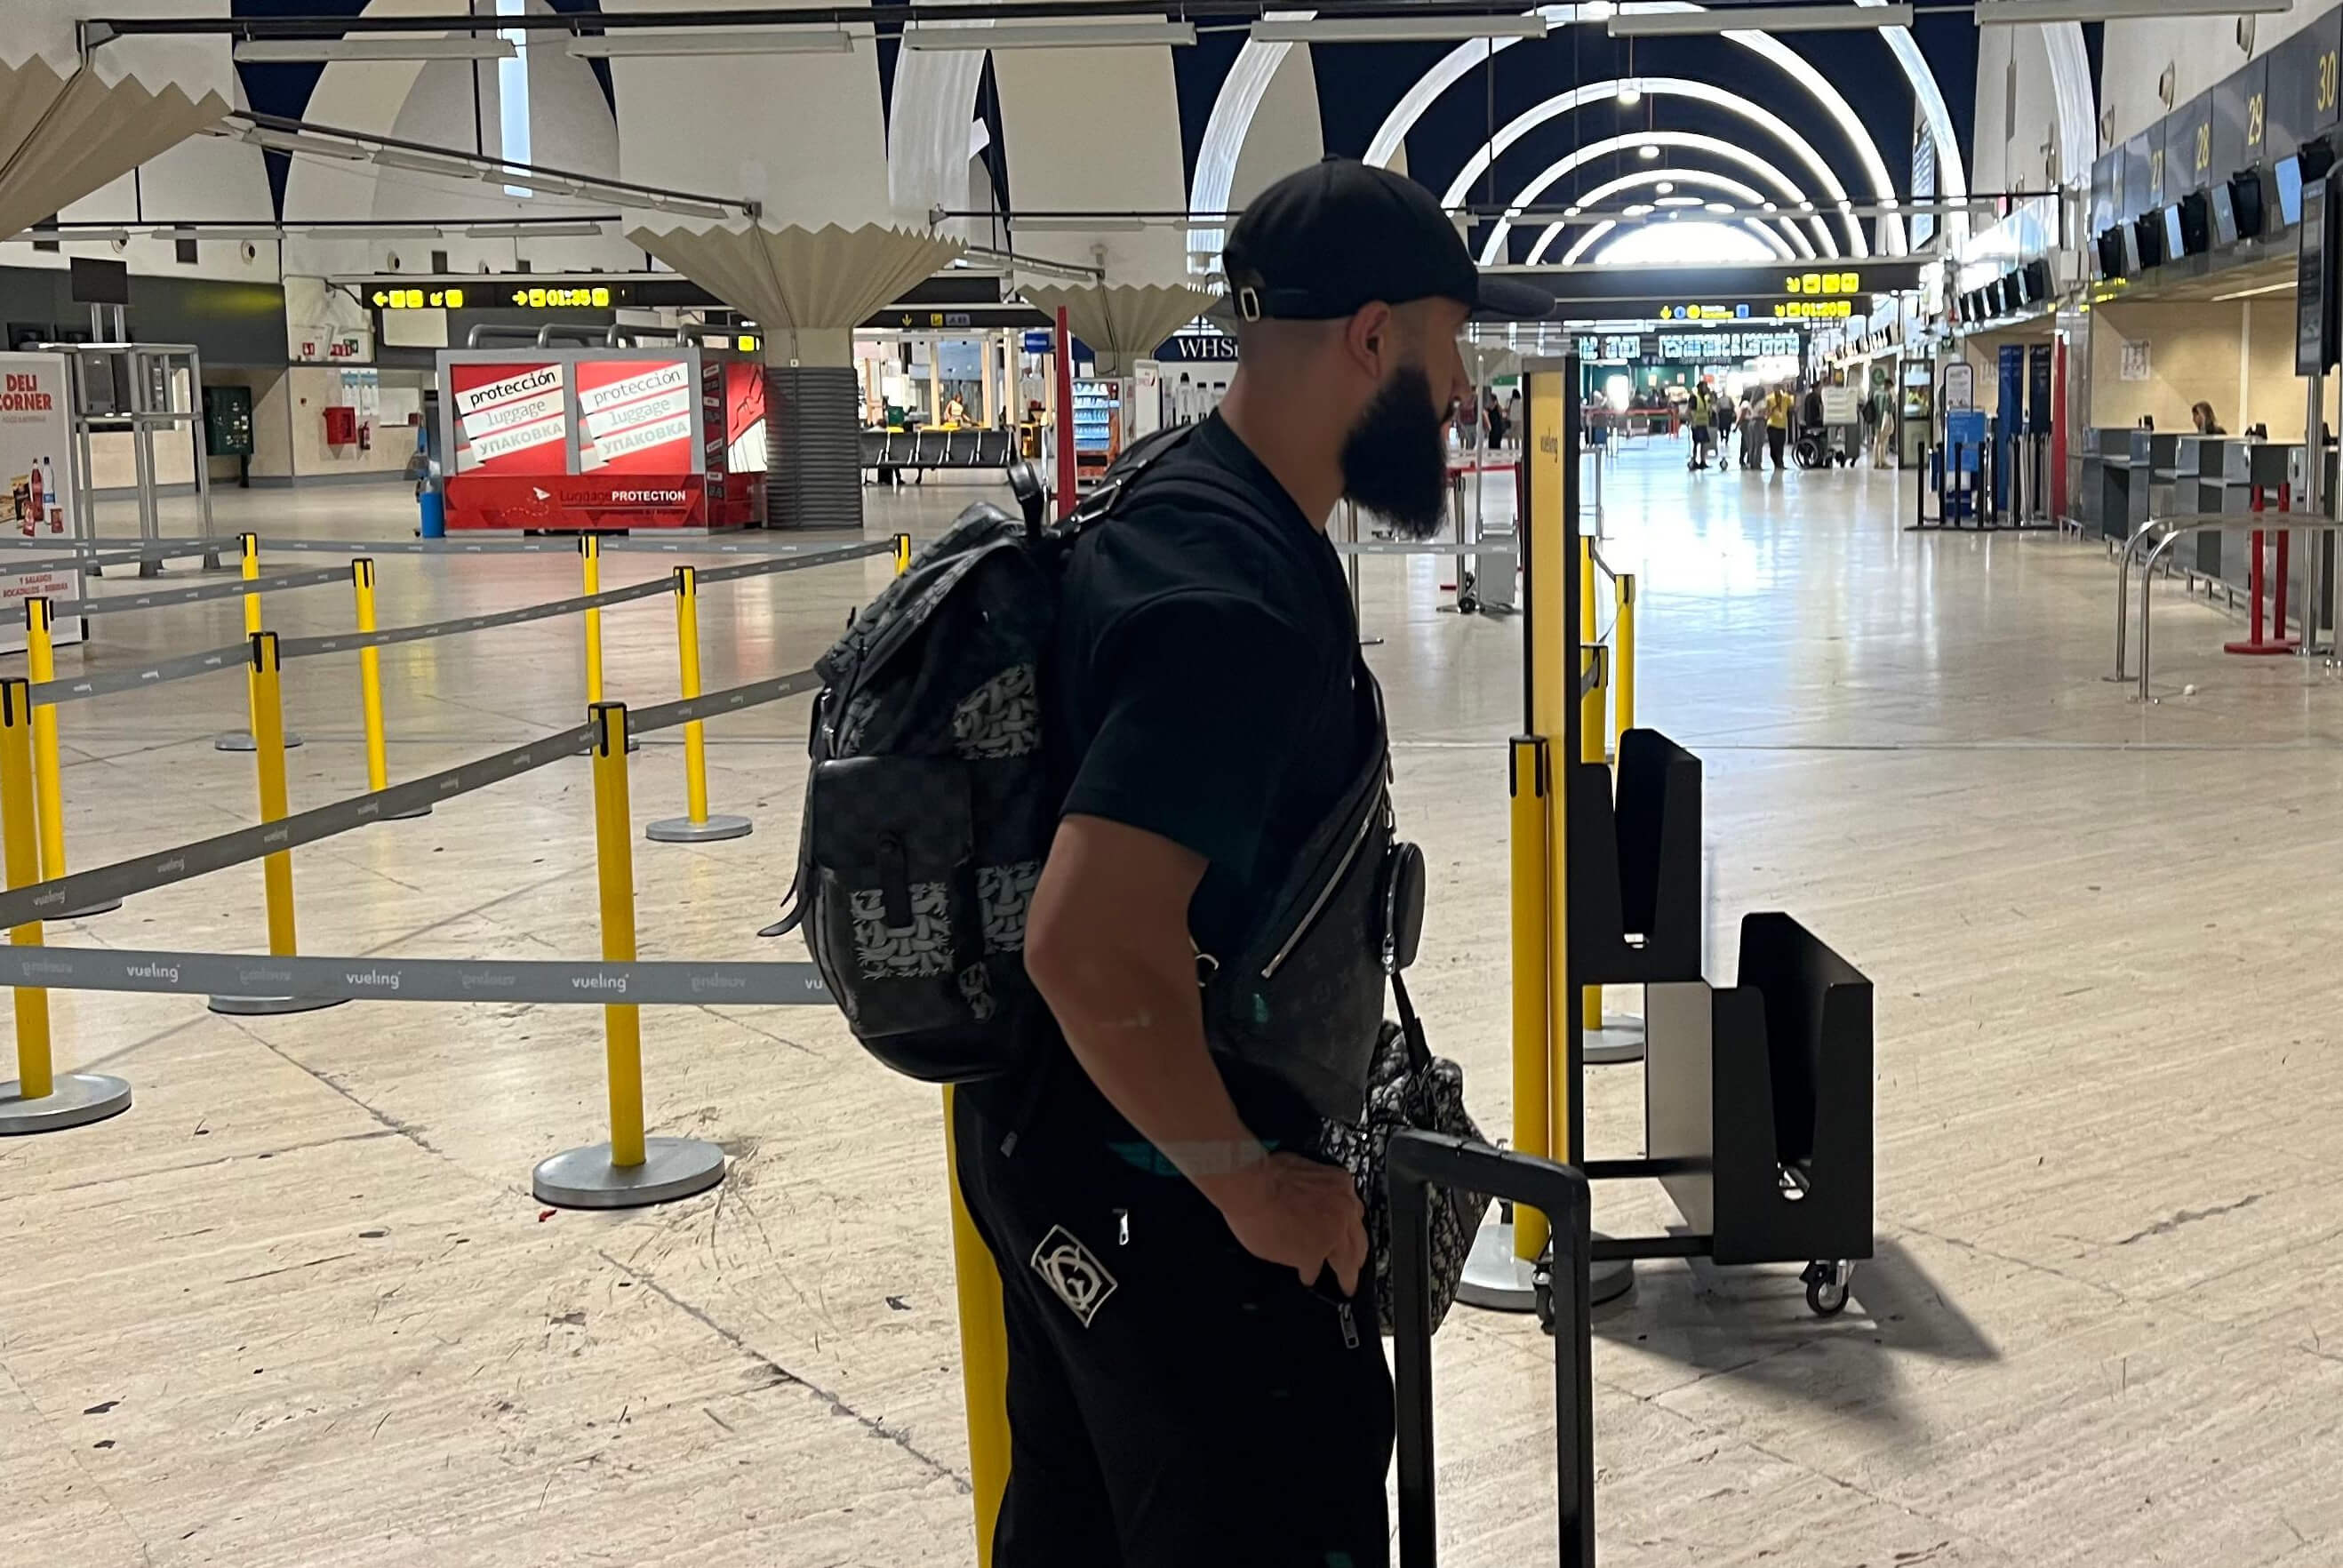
[56,896,124,920]
[206,992,350,1017]
[1586,1020,1646,1066]
[532,1136,727,1210]
[213,731,305,752]
[1588,1248,1635,1306]
[1457,1215,1541,1312]
[645,813,753,844]
[2224,637,2301,655]
[383,803,433,821]
[0,1072,133,1135]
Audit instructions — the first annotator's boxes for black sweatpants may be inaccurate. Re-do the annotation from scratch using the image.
[1769,427,1787,468]
[954,1077,1395,1568]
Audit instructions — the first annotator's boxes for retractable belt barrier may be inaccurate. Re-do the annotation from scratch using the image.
[31,642,252,706]
[20,540,889,708]
[0,532,907,561]
[276,540,892,661]
[0,666,821,929]
[11,544,216,578]
[0,944,831,1007]
[57,564,351,620]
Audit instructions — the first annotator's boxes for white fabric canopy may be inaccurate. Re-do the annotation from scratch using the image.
[0,55,229,242]
[1020,284,1219,376]
[628,221,964,363]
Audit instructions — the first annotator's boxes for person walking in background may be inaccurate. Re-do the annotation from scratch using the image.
[1765,384,1794,470]
[1688,383,1715,472]
[1712,385,1734,470]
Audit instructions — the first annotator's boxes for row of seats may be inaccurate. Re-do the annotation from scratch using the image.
[861,427,1018,472]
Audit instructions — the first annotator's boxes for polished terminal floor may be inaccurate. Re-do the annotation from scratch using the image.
[6,437,2341,1566]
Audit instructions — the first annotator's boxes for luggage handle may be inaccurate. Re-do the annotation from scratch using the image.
[1388,1132,1595,1568]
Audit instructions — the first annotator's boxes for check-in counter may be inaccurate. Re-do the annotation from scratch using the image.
[2078,427,2135,540]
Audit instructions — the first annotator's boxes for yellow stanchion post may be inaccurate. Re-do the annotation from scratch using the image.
[532,700,726,1209]
[646,567,752,844]
[207,634,346,1017]
[944,1085,1011,1564]
[1614,572,1636,750]
[1580,537,1605,1037]
[1508,735,1553,1265]
[23,599,119,918]
[581,534,605,704]
[0,676,132,1132]
[894,532,914,575]
[352,559,430,820]
[213,532,303,753]
[1447,360,1571,1310]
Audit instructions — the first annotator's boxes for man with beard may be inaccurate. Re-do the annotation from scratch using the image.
[951,157,1552,1568]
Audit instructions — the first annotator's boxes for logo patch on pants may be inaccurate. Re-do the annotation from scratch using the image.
[1030,1224,1118,1327]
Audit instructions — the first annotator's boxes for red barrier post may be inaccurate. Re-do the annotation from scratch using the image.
[1054,306,1078,522]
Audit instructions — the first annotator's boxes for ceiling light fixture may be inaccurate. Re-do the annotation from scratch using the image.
[2210,279,2297,302]
[1611,4,1912,35]
[1657,180,1675,195]
[1251,16,1547,42]
[1639,145,1660,160]
[161,225,288,241]
[246,127,370,161]
[306,226,448,241]
[1617,84,1643,106]
[645,196,740,220]
[903,20,1196,49]
[233,36,516,63]
[564,28,852,57]
[373,147,490,180]
[1976,0,2289,22]
[1012,215,1148,232]
[462,223,609,239]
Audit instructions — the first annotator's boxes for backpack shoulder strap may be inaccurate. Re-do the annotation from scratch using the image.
[1060,423,1204,534]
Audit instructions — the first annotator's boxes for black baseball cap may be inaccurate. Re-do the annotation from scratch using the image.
[1223,156,1555,324]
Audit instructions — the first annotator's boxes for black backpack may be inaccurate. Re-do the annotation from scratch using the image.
[772,430,1420,1124]
[767,430,1193,1079]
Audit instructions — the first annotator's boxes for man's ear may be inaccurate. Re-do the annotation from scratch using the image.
[1343,302,1395,380]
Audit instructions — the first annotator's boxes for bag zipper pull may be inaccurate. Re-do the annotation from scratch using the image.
[1337,1300,1359,1349]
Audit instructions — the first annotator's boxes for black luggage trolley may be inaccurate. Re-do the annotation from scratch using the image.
[1391,1132,1595,1568]
[1544,911,1875,1321]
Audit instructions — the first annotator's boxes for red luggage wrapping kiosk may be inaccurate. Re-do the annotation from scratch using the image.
[438,344,768,532]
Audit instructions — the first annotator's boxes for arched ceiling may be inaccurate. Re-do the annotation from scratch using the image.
[217,0,2007,283]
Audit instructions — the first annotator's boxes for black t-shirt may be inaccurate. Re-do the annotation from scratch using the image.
[1011,415,1369,1150]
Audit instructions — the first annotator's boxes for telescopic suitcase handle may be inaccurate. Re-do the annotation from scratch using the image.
[1387,1132,1595,1568]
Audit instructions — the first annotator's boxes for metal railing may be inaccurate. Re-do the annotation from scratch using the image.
[2110,512,2343,701]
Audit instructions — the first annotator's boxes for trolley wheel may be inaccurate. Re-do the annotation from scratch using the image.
[1531,1255,1556,1336]
[1802,1261,1851,1317]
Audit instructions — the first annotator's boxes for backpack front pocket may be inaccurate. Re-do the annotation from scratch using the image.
[806,755,989,1040]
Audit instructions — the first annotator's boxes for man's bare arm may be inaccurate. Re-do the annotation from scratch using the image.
[1025,813,1364,1291]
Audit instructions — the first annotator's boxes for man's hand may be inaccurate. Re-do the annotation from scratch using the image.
[1204,1153,1368,1295]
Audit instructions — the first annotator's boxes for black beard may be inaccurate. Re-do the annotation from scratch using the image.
[1339,364,1449,541]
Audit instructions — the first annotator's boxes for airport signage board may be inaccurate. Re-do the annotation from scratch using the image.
[0,354,86,653]
[2269,7,2343,162]
[2213,56,2270,181]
